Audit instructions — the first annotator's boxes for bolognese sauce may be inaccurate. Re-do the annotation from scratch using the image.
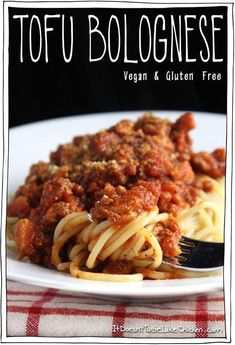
[8,113,225,270]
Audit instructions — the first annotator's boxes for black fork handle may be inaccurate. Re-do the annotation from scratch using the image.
[180,241,224,269]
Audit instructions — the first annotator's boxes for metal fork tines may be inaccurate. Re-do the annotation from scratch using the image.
[163,236,224,272]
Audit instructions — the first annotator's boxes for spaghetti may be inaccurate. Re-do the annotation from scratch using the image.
[7,112,225,281]
[51,209,168,281]
[178,176,224,242]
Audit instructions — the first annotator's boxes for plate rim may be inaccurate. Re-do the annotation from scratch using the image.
[7,254,223,298]
[10,110,226,132]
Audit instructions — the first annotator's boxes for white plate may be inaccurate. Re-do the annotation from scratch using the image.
[7,111,225,301]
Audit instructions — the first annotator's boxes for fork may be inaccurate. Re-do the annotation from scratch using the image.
[162,236,224,272]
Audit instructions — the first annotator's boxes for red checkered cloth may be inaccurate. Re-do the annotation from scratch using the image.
[7,280,225,338]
